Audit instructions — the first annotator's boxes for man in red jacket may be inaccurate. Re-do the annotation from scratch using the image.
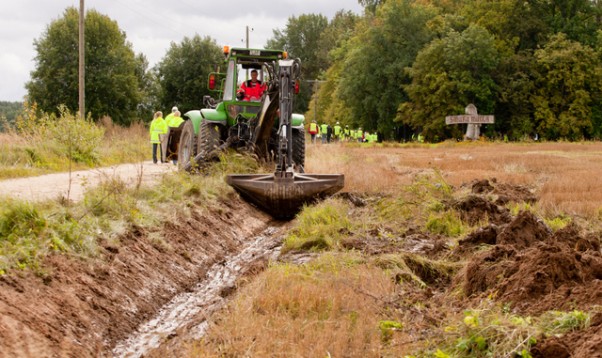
[238,69,266,101]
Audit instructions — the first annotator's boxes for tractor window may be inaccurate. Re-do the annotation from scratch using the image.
[223,60,236,101]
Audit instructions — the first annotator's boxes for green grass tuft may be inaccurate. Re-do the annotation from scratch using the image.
[282,199,352,253]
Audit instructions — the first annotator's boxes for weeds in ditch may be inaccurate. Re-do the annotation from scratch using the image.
[0,197,99,274]
[193,253,397,357]
[282,199,352,253]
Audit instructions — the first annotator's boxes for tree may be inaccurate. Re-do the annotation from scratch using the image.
[0,101,24,131]
[306,11,359,127]
[400,25,500,141]
[27,7,144,125]
[154,35,222,114]
[266,14,329,113]
[493,51,538,140]
[358,0,386,14]
[336,0,438,137]
[531,33,601,140]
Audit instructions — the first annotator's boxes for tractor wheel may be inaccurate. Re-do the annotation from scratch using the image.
[197,121,222,160]
[177,120,196,170]
[292,128,305,173]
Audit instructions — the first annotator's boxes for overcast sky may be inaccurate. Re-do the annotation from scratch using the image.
[0,0,363,102]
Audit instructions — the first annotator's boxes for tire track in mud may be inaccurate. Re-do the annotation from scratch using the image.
[112,224,288,357]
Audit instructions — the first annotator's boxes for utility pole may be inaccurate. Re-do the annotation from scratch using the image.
[306,80,326,124]
[78,0,85,119]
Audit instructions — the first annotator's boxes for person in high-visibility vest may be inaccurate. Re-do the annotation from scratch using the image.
[320,123,328,144]
[308,120,319,144]
[165,110,185,165]
[164,106,178,124]
[344,125,350,141]
[149,111,167,164]
[333,122,342,142]
[166,110,184,128]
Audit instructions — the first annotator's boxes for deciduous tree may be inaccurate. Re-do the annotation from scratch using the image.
[27,7,144,125]
[266,14,329,113]
[532,33,601,140]
[154,35,223,113]
[400,25,500,141]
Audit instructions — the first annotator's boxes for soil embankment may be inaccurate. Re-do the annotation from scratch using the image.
[0,195,282,357]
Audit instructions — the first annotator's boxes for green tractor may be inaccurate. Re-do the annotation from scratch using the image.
[176,46,343,219]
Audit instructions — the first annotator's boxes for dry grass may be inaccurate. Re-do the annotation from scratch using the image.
[306,141,602,219]
[192,254,403,357]
[0,119,149,179]
[97,119,148,165]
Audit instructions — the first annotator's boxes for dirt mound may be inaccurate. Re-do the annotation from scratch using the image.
[453,178,537,226]
[470,179,494,194]
[459,210,602,315]
[452,195,511,225]
[466,178,537,206]
[496,210,551,248]
[0,196,274,357]
[532,313,602,358]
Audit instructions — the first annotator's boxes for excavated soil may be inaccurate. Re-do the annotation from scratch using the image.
[452,179,602,356]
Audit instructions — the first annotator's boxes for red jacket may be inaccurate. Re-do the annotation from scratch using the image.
[240,80,266,101]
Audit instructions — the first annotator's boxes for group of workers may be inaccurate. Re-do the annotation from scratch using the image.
[307,120,377,144]
[149,106,184,164]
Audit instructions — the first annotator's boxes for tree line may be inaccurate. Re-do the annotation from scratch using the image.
[317,0,602,141]
[22,1,602,141]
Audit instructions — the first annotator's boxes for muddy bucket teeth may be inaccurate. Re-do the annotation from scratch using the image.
[226,172,344,219]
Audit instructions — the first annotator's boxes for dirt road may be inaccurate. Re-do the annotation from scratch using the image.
[0,161,177,202]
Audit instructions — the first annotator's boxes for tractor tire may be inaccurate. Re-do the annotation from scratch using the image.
[292,128,305,173]
[177,120,196,170]
[197,121,222,160]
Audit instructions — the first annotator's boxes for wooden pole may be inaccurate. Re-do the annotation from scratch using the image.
[79,0,85,119]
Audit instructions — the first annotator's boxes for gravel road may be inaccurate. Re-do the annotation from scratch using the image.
[0,161,177,202]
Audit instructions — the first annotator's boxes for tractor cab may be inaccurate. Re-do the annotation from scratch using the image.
[205,47,288,127]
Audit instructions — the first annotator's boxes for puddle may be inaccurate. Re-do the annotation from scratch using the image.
[112,226,284,357]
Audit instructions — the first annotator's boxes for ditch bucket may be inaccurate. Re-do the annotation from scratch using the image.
[226,172,344,219]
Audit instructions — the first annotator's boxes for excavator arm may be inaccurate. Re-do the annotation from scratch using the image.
[227,60,344,219]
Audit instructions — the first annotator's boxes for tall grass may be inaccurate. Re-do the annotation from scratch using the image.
[0,111,148,179]
[193,253,399,357]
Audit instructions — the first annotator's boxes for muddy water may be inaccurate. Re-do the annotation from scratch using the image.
[112,225,285,357]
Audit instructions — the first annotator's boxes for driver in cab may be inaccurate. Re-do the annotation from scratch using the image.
[237,69,266,101]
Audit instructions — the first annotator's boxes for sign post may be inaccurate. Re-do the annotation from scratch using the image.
[445,104,494,140]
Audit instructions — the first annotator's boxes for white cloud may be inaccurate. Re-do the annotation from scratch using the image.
[1,0,363,101]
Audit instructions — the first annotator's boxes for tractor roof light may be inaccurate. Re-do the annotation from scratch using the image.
[283,51,288,59]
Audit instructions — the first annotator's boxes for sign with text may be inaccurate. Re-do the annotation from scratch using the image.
[445,114,495,125]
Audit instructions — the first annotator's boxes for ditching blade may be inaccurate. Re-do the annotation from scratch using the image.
[226,172,344,219]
